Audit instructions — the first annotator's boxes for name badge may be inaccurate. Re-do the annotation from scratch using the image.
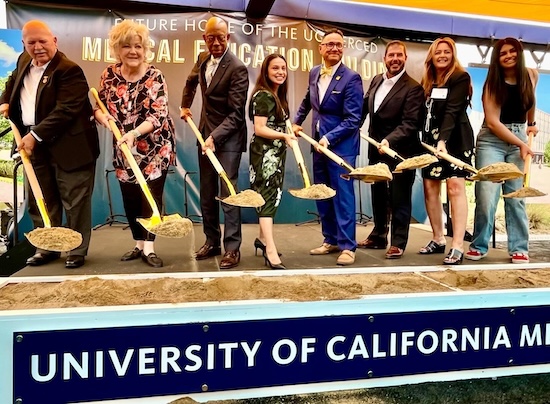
[431,88,448,100]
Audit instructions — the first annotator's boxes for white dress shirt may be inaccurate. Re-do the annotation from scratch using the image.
[21,60,51,127]
[373,69,405,113]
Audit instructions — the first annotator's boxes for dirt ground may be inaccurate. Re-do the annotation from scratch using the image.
[2,269,550,310]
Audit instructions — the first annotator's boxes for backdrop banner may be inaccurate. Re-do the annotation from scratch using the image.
[6,2,431,226]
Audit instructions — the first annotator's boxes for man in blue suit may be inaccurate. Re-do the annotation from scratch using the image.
[293,28,363,266]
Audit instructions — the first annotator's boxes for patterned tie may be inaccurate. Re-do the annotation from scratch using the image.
[206,58,218,87]
[320,64,332,78]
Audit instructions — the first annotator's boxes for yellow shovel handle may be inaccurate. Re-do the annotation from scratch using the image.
[524,132,534,187]
[186,116,236,195]
[421,141,477,174]
[361,134,405,161]
[90,88,162,224]
[9,120,51,228]
[289,139,311,188]
[299,130,355,172]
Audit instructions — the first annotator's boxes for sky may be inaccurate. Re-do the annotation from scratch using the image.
[0,29,21,78]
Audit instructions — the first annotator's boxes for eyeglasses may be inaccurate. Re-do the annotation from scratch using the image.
[205,35,227,44]
[320,42,344,50]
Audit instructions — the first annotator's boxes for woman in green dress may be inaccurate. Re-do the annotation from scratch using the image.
[248,54,296,269]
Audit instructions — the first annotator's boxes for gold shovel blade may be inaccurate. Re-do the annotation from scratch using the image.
[217,190,265,207]
[26,227,83,252]
[137,214,194,238]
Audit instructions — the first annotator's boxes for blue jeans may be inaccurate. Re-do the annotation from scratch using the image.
[470,124,528,255]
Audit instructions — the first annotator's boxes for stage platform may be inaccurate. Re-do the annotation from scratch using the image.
[10,222,531,277]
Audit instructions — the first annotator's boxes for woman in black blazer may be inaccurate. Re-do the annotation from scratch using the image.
[419,37,474,265]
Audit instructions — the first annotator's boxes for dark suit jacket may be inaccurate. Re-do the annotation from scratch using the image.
[423,70,474,155]
[295,63,363,157]
[181,50,249,152]
[362,72,424,167]
[0,51,99,172]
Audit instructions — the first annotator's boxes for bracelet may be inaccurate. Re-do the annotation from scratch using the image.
[528,121,536,126]
[129,129,141,137]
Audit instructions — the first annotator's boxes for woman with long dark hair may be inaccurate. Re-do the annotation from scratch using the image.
[419,37,474,265]
[466,37,538,264]
[248,54,295,269]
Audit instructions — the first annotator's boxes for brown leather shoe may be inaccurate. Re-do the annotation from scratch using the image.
[385,246,404,259]
[195,243,221,260]
[310,243,340,255]
[357,238,387,249]
[220,250,240,269]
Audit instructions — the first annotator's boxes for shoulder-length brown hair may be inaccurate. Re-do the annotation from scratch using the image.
[421,37,471,99]
[483,37,534,110]
[249,53,289,121]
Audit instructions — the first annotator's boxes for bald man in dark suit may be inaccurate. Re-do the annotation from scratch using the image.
[181,17,249,269]
[0,20,99,269]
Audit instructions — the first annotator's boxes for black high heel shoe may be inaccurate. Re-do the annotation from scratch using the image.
[254,238,266,256]
[263,250,286,270]
[419,240,446,254]
[254,238,282,257]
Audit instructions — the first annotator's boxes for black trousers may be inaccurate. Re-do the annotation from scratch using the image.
[27,159,96,256]
[198,147,242,251]
[119,172,167,241]
[369,169,415,250]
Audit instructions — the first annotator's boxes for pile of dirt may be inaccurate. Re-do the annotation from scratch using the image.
[2,269,550,311]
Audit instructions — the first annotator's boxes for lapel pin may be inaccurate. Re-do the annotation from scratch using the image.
[42,76,48,84]
[336,76,341,80]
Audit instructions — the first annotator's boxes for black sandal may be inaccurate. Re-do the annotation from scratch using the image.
[443,248,463,265]
[419,240,446,254]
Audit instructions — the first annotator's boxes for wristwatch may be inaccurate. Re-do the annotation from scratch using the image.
[528,121,536,126]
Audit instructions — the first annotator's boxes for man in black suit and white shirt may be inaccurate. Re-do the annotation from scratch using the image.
[0,20,99,269]
[180,17,249,269]
[358,40,424,259]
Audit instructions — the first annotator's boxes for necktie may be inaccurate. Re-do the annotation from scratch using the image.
[206,58,218,87]
[320,65,332,78]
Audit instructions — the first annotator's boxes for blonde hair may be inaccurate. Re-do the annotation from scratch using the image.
[109,19,152,61]
[421,37,468,98]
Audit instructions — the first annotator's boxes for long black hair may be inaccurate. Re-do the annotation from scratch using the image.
[249,53,289,122]
[483,37,534,111]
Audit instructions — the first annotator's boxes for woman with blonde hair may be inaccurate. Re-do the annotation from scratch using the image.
[94,20,176,267]
[419,37,474,264]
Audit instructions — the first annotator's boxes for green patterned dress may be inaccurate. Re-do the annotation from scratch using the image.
[249,90,288,217]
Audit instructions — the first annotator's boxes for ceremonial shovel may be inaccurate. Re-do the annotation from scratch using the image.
[91,88,192,238]
[10,120,82,251]
[186,117,264,207]
[503,132,547,198]
[285,120,335,200]
[421,142,523,183]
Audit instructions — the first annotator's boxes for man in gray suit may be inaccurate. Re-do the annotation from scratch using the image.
[180,17,249,269]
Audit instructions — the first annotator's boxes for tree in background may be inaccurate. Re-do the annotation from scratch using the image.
[0,76,13,150]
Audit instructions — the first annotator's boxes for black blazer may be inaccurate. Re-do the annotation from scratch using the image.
[0,51,99,172]
[362,72,424,166]
[181,50,249,153]
[423,70,474,156]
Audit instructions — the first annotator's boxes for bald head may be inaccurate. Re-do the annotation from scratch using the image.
[22,20,57,67]
[203,17,229,58]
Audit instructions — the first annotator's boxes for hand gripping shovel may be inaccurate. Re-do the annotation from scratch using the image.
[91,88,192,238]
[361,134,437,172]
[295,129,386,183]
[421,142,523,183]
[10,120,82,251]
[503,132,547,198]
[285,121,335,200]
[186,117,264,207]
